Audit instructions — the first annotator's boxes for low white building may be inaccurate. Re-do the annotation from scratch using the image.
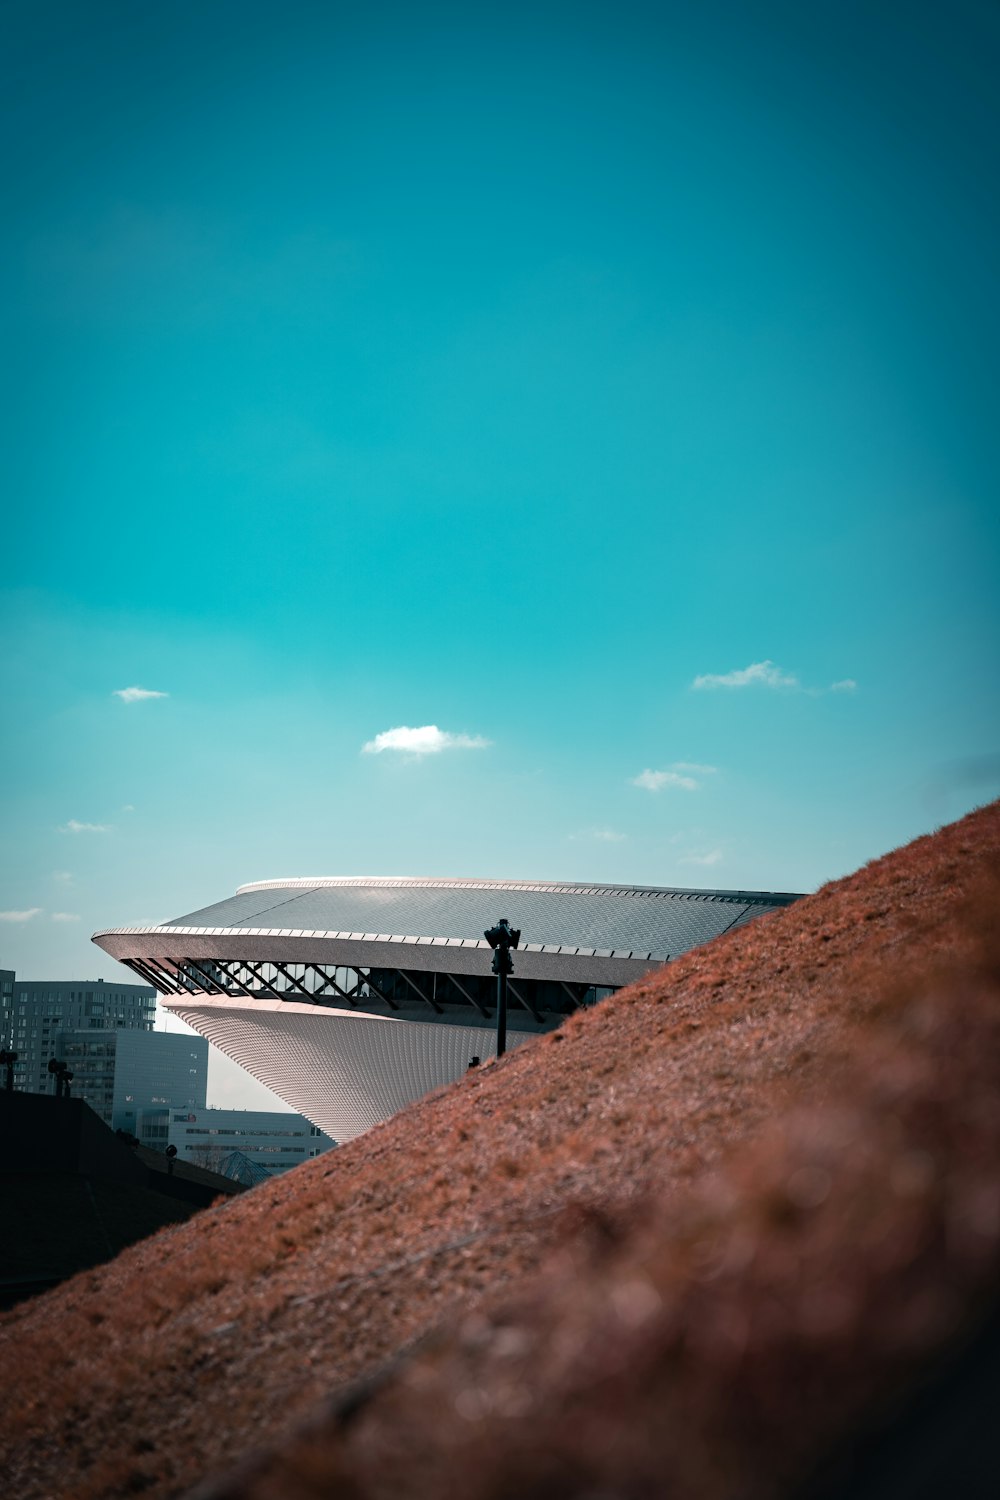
[164,1106,335,1179]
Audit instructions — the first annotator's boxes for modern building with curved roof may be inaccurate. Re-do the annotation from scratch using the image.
[92,875,800,1142]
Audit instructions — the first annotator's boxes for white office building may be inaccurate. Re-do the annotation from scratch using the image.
[164,1107,335,1178]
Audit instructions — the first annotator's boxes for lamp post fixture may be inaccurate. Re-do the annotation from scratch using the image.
[484,918,521,1059]
[47,1058,74,1099]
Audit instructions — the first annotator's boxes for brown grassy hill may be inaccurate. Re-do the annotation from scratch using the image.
[2,802,998,1499]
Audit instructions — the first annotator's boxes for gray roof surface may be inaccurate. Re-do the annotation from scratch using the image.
[169,878,800,962]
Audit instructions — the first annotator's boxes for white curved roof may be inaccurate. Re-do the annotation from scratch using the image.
[160,874,800,963]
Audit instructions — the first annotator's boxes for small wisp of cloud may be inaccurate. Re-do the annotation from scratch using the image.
[113,686,169,703]
[571,827,626,843]
[59,819,111,834]
[679,849,724,867]
[692,661,856,695]
[631,762,717,793]
[0,908,42,923]
[363,724,491,756]
[633,769,697,792]
[51,912,81,922]
[52,870,73,885]
[693,661,800,691]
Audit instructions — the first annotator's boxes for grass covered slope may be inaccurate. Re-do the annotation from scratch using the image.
[2,803,998,1499]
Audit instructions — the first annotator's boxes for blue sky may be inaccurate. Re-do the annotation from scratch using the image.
[3,2,999,1101]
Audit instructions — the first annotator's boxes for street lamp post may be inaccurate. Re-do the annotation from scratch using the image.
[47,1058,74,1098]
[484,918,521,1059]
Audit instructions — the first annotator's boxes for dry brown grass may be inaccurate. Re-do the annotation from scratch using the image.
[1,803,998,1499]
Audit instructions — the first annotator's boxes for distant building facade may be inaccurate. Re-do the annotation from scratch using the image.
[0,977,157,1100]
[164,1107,334,1177]
[0,969,330,1166]
[61,1028,209,1136]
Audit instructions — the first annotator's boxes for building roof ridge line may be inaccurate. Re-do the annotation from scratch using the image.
[232,876,800,902]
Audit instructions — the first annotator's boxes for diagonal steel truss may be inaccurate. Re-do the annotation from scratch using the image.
[121,955,607,1024]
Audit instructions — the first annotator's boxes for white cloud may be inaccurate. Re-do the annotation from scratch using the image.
[693,661,800,691]
[52,870,73,885]
[51,911,81,922]
[122,804,136,812]
[692,661,858,695]
[113,686,169,703]
[631,759,717,792]
[679,849,724,867]
[362,724,491,755]
[0,908,42,923]
[59,819,111,834]
[571,827,626,843]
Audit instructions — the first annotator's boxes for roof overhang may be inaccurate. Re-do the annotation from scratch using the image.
[91,925,664,989]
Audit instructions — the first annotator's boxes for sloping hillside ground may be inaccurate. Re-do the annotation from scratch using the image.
[2,804,998,1499]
